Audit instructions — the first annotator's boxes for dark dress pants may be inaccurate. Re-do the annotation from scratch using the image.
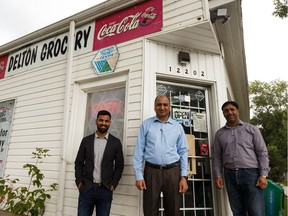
[143,164,181,216]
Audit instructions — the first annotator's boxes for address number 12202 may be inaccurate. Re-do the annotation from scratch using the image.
[169,67,205,76]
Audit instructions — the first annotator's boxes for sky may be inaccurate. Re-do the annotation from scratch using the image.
[0,0,287,82]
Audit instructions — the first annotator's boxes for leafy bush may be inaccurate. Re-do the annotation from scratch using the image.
[0,148,58,215]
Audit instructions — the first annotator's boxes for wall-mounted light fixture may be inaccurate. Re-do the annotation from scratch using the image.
[178,51,190,65]
[210,8,230,24]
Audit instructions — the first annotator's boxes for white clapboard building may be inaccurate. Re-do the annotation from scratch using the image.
[0,0,249,215]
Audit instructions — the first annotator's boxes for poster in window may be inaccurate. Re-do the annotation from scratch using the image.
[0,99,15,177]
[192,112,207,132]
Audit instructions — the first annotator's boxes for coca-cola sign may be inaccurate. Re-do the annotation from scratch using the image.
[93,0,162,51]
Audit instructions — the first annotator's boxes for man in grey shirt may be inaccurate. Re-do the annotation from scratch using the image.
[213,101,269,216]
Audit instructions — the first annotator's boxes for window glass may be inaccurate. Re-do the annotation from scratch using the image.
[0,99,15,177]
[84,88,125,143]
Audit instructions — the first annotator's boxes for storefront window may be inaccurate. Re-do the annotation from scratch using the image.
[157,82,214,216]
[0,99,15,177]
[84,88,125,143]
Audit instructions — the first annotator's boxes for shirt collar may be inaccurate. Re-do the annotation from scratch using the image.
[153,116,173,124]
[95,132,109,139]
[224,120,243,128]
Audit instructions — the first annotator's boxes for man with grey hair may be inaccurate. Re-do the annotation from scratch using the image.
[133,95,189,216]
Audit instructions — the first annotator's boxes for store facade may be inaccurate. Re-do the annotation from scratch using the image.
[0,0,249,215]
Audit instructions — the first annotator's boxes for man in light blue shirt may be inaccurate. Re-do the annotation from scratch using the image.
[133,95,189,216]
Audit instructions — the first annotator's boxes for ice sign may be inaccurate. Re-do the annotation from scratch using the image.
[195,90,205,101]
[92,45,119,75]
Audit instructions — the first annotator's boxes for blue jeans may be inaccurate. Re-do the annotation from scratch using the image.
[224,168,265,216]
[78,185,113,216]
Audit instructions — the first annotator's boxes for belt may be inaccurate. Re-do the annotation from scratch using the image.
[225,168,258,171]
[145,161,179,170]
[93,182,102,187]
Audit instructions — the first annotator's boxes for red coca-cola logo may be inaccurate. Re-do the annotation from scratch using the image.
[93,0,163,51]
[97,13,141,40]
[140,7,158,26]
[97,6,158,41]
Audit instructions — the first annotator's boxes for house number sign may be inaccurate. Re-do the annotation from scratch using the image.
[168,66,205,77]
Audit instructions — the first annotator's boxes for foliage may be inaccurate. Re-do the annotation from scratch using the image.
[273,0,288,18]
[0,148,58,216]
[249,79,288,181]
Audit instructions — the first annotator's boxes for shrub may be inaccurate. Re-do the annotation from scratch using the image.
[0,148,58,215]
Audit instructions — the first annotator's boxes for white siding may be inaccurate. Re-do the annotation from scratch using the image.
[163,0,206,31]
[0,61,67,214]
[146,40,223,82]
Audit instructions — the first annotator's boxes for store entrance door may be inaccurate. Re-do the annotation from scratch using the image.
[157,82,214,216]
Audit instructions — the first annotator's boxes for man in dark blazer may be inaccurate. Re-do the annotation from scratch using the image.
[75,110,124,216]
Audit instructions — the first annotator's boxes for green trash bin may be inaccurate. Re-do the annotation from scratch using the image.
[264,179,284,216]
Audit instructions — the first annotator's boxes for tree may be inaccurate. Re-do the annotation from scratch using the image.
[273,0,288,18]
[249,79,287,181]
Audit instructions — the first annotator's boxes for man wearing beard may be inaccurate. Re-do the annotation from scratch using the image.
[212,101,269,216]
[75,110,124,216]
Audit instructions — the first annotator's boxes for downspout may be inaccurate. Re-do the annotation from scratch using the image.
[56,20,75,216]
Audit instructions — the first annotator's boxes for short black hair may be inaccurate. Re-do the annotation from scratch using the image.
[97,110,111,119]
[221,101,239,111]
